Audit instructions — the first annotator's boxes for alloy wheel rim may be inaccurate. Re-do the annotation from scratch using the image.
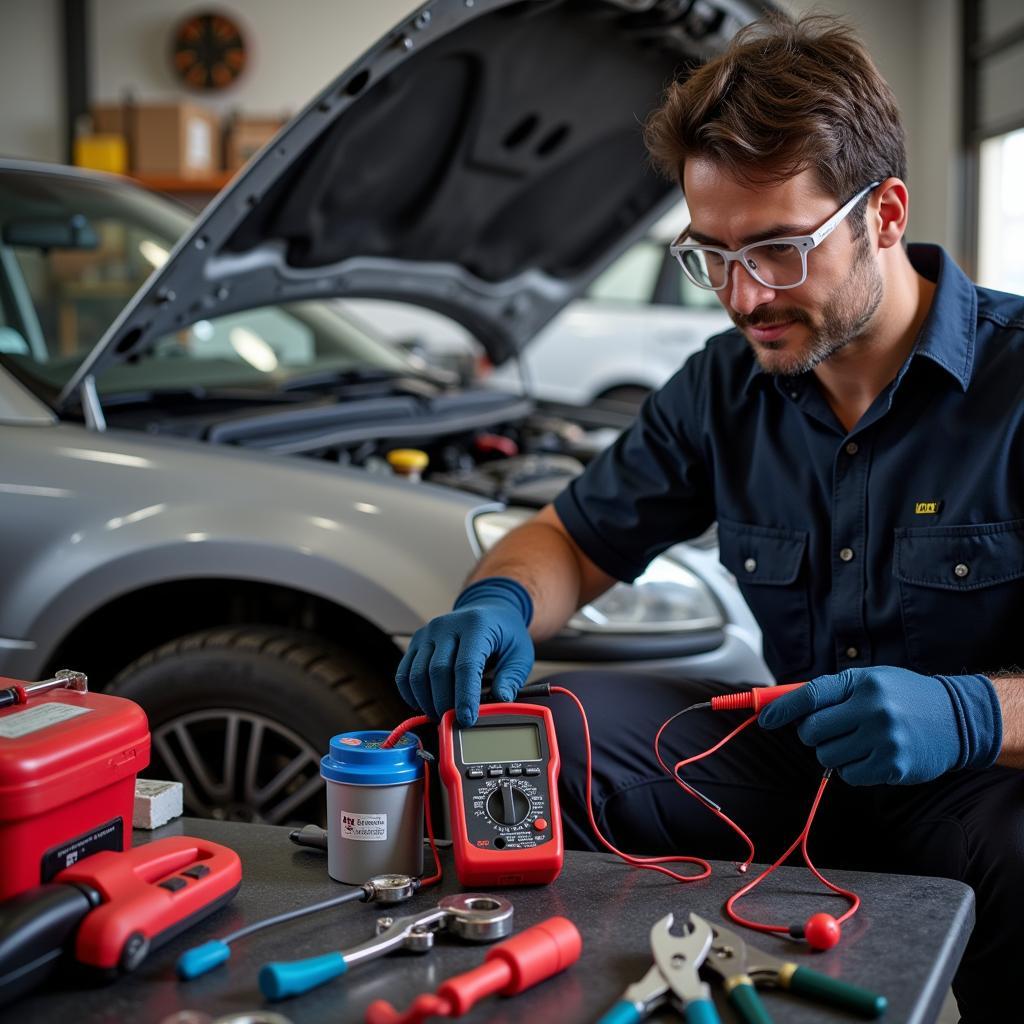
[151,709,325,825]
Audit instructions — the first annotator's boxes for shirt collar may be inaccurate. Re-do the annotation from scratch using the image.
[742,243,977,396]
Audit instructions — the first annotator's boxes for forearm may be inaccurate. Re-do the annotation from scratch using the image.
[465,506,614,641]
[990,675,1024,768]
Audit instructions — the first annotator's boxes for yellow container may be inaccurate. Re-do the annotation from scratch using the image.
[386,449,430,481]
[73,134,128,174]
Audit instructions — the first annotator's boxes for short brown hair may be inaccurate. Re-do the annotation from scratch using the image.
[644,11,906,229]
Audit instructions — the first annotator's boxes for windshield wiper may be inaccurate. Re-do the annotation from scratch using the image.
[98,385,313,408]
[276,367,411,391]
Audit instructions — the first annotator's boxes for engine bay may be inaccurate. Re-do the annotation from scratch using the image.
[100,375,632,509]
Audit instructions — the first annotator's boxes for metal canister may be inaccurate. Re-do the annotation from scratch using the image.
[320,731,424,884]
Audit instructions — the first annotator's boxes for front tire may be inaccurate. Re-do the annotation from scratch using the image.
[109,626,405,826]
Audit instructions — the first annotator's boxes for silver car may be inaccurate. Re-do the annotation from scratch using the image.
[0,0,770,826]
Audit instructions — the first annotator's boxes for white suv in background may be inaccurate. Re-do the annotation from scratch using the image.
[341,204,731,409]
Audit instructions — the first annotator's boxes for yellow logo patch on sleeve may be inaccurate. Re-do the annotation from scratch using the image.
[914,501,942,514]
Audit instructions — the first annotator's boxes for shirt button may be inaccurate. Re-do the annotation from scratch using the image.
[845,441,859,455]
[744,557,757,573]
[954,563,970,579]
[789,391,799,400]
[839,547,855,562]
[846,646,859,659]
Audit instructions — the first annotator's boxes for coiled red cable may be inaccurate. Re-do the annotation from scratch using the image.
[722,769,859,938]
[383,690,859,945]
[649,698,859,943]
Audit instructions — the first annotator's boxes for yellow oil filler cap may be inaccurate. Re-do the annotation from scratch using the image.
[386,448,430,481]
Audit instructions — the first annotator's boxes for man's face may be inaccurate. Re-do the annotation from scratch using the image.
[683,160,882,376]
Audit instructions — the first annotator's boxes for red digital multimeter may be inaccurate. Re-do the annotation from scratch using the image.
[438,702,563,886]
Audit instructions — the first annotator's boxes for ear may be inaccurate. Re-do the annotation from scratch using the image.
[871,178,909,250]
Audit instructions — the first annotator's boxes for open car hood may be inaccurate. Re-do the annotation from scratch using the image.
[59,0,770,407]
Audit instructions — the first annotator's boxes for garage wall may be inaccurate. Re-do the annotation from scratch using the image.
[90,0,419,117]
[786,0,962,260]
[0,0,63,163]
[0,0,420,163]
[0,0,962,255]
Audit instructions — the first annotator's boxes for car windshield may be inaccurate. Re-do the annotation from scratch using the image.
[0,168,414,400]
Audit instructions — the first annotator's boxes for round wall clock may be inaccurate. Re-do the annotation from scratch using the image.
[172,12,247,91]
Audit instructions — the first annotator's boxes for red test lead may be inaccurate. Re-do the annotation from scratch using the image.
[365,917,582,1024]
[708,681,806,712]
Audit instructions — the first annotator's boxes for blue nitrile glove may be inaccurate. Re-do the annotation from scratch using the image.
[758,667,1002,786]
[394,577,534,727]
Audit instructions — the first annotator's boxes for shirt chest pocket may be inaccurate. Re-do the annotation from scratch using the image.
[893,519,1024,674]
[718,517,811,680]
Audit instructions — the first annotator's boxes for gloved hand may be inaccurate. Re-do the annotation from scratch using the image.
[758,666,1002,785]
[394,577,534,727]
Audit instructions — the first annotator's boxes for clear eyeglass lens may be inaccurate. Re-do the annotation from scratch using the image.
[680,242,805,289]
[742,242,804,286]
[681,248,723,288]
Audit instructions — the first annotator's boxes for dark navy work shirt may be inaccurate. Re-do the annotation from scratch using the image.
[554,245,1024,682]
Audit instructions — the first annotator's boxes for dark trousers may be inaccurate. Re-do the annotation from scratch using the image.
[533,671,1024,1023]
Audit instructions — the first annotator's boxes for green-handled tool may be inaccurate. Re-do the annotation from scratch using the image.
[701,917,887,1021]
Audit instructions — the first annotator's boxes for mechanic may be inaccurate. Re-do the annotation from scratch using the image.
[394,12,1024,1021]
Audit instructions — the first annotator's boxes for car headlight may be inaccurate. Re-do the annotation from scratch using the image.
[471,509,724,634]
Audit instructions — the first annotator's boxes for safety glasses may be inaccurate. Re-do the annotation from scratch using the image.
[670,182,881,291]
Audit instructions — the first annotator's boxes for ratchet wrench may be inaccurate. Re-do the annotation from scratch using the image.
[259,893,514,1001]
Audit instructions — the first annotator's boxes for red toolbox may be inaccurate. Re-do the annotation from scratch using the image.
[0,672,150,901]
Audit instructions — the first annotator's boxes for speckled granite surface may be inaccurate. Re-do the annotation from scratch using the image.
[12,817,973,1023]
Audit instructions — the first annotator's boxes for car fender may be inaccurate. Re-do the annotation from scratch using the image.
[0,423,485,671]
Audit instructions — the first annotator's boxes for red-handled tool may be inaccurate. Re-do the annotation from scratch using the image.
[708,682,806,712]
[0,836,240,1006]
[60,836,241,971]
[365,916,582,1024]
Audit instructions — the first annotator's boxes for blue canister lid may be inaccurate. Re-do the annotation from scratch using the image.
[320,730,424,786]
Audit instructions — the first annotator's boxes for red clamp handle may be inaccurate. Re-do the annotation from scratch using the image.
[365,917,582,1024]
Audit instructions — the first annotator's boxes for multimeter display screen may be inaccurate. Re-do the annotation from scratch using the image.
[460,723,541,763]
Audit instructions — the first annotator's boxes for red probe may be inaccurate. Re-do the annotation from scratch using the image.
[705,681,806,712]
[365,917,582,1024]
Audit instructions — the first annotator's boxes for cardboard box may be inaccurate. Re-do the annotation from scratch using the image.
[91,104,130,136]
[134,102,221,178]
[225,116,285,171]
[91,102,221,178]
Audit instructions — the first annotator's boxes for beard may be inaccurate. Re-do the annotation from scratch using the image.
[733,238,884,377]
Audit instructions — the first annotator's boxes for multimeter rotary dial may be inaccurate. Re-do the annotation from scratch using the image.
[484,782,533,826]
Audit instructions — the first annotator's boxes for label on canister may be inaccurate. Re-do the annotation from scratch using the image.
[340,810,388,841]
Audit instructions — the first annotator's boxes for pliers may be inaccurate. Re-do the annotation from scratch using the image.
[597,912,721,1024]
[701,917,888,1021]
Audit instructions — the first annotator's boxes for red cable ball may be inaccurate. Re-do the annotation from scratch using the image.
[804,913,841,950]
